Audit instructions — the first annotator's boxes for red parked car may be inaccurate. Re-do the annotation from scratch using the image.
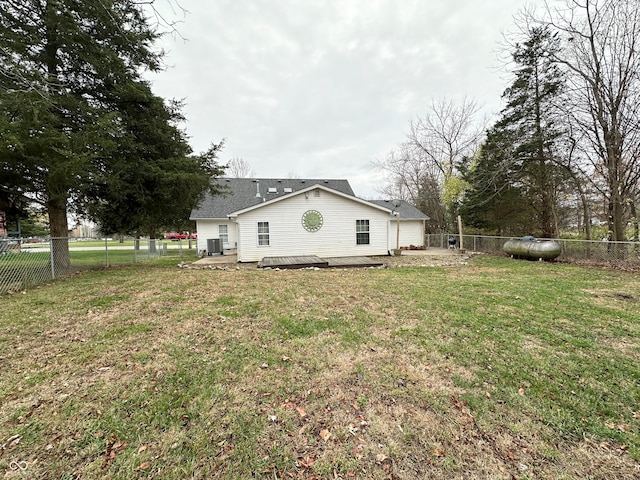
[165,232,197,240]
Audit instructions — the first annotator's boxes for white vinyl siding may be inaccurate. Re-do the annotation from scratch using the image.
[258,222,270,246]
[235,190,390,261]
[388,219,425,249]
[193,220,238,253]
[356,220,370,245]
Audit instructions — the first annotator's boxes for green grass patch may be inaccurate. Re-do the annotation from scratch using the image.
[0,256,638,479]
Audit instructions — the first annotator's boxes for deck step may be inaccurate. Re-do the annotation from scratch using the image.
[259,255,384,269]
[259,256,328,269]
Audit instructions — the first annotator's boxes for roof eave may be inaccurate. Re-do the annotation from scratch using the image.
[229,184,393,216]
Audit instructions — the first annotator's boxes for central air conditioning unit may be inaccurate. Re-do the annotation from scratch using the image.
[206,238,223,255]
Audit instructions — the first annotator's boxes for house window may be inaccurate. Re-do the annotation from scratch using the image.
[258,221,270,246]
[219,225,228,244]
[356,220,370,245]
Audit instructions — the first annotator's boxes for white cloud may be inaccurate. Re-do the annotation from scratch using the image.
[147,0,543,198]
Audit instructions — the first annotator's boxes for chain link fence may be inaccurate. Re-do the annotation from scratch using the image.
[427,233,640,267]
[4,233,638,295]
[0,237,195,295]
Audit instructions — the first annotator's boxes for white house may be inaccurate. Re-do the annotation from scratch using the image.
[190,178,429,262]
[369,200,430,250]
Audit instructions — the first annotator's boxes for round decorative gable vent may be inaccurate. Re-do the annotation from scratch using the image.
[302,210,323,232]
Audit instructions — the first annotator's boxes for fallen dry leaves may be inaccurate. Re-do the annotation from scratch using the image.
[2,259,639,479]
[101,434,127,469]
[319,428,331,442]
[135,461,151,471]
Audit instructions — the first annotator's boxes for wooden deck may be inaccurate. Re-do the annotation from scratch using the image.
[259,256,329,269]
[259,255,384,269]
[325,257,384,268]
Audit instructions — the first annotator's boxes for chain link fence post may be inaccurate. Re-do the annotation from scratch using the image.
[49,238,55,279]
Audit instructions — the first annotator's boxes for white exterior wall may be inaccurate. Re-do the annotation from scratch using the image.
[389,219,425,249]
[235,190,391,262]
[195,220,238,253]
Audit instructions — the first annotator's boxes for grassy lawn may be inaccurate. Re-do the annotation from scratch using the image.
[19,240,138,250]
[68,248,191,268]
[21,239,173,249]
[0,256,638,479]
[19,239,197,251]
[0,248,192,281]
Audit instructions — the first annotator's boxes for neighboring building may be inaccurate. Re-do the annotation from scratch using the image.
[190,178,428,262]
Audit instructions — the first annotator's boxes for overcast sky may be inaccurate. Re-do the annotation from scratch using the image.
[147,0,542,198]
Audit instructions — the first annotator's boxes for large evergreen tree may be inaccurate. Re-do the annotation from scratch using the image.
[0,0,161,269]
[87,80,225,238]
[461,27,568,237]
[496,26,567,237]
[1,1,221,269]
[459,128,537,235]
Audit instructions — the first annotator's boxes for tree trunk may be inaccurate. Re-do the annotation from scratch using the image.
[148,226,157,253]
[609,179,625,241]
[47,196,71,272]
[539,178,555,237]
[579,188,592,241]
[533,58,555,239]
[606,198,614,241]
[630,199,639,243]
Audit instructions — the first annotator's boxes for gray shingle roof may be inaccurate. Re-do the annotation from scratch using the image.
[368,199,430,220]
[190,178,356,219]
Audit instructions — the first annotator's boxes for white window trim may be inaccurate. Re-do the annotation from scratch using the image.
[356,219,370,245]
[219,224,229,245]
[257,221,270,247]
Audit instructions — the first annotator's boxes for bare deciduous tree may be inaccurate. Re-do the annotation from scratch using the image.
[375,97,485,228]
[408,96,486,182]
[535,0,640,241]
[225,157,255,178]
[374,143,428,203]
[373,143,448,230]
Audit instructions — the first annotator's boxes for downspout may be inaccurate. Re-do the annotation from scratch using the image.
[423,219,426,248]
[386,214,391,255]
[228,215,239,261]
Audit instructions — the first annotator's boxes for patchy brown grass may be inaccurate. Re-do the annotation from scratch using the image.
[1,256,639,479]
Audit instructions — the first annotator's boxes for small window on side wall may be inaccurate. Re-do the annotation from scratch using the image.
[219,224,228,244]
[356,219,369,245]
[258,221,270,246]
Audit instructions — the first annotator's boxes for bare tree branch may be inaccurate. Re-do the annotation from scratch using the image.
[528,0,640,240]
[224,157,255,178]
[408,96,486,181]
